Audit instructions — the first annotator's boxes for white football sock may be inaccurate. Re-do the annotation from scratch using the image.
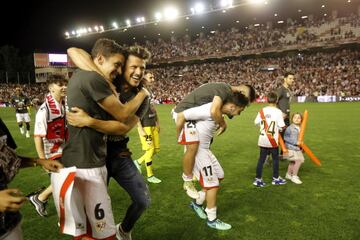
[205,207,217,221]
[182,173,193,181]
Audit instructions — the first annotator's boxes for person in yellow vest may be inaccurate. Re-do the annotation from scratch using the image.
[134,71,162,184]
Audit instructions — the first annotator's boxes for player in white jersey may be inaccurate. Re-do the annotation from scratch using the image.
[253,92,287,187]
[30,75,67,217]
[176,92,248,230]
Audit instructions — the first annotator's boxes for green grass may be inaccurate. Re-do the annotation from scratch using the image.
[1,102,360,240]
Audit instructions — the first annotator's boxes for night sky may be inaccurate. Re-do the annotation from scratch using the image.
[2,0,185,53]
[1,0,357,54]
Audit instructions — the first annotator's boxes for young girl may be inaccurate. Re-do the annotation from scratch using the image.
[284,113,305,184]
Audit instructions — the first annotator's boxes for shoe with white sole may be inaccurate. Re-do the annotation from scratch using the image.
[291,175,303,184]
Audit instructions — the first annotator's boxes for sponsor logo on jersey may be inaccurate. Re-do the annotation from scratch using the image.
[95,221,106,232]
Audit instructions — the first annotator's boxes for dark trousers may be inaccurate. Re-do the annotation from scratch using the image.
[106,154,151,232]
[256,147,279,179]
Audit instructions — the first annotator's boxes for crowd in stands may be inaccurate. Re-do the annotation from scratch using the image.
[2,48,358,106]
[144,13,360,63]
[149,49,360,103]
[1,13,359,106]
[0,83,47,107]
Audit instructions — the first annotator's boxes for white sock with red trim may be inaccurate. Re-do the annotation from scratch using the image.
[182,173,193,181]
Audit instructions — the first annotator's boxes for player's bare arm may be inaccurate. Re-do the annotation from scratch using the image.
[67,107,138,135]
[98,90,149,122]
[137,121,147,137]
[211,96,227,135]
[34,136,46,159]
[67,47,109,81]
[176,112,186,139]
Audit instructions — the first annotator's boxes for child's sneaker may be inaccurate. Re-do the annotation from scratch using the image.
[189,201,207,219]
[147,176,162,184]
[253,178,266,187]
[25,131,30,138]
[285,173,292,180]
[207,218,232,230]
[20,128,24,135]
[272,176,287,185]
[291,175,302,184]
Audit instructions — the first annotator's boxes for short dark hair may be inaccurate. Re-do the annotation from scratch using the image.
[232,92,250,107]
[267,92,278,104]
[47,74,67,86]
[91,38,126,59]
[284,72,295,78]
[245,84,256,103]
[127,45,151,62]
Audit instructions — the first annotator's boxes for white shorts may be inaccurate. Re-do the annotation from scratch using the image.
[15,113,30,123]
[193,148,224,189]
[172,110,199,145]
[51,166,116,239]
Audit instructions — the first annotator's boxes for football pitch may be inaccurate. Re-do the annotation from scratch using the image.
[2,102,360,240]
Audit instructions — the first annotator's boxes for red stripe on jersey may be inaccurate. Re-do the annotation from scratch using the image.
[59,172,76,233]
[259,109,278,148]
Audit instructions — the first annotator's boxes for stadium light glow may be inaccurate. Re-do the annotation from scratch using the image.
[112,22,118,29]
[65,32,70,37]
[220,0,233,8]
[250,0,265,4]
[136,17,145,23]
[191,3,205,14]
[126,19,131,27]
[164,7,179,21]
[71,30,76,35]
[94,25,99,32]
[321,4,325,8]
[155,12,162,21]
[88,27,92,32]
[100,25,104,32]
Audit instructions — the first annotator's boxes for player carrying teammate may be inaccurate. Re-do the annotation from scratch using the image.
[176,92,249,230]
